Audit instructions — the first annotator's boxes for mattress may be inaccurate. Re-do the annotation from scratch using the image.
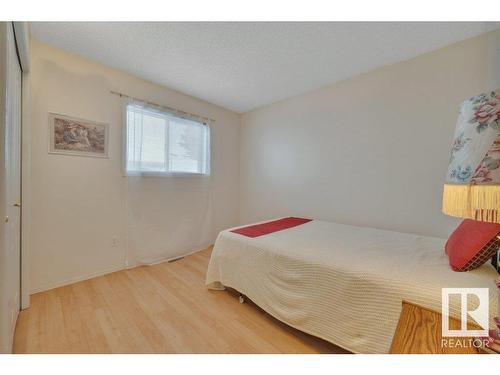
[205,219,498,354]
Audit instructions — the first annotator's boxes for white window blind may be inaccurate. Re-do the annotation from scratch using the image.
[125,103,210,176]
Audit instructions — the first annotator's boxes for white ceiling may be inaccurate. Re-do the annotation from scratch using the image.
[30,22,499,113]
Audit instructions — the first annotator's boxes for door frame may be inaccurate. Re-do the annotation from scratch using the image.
[12,22,31,310]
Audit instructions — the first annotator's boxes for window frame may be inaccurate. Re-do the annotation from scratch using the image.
[123,101,211,178]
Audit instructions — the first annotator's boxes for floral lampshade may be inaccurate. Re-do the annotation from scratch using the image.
[443,90,500,223]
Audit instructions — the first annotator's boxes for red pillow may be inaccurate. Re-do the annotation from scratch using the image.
[445,219,500,272]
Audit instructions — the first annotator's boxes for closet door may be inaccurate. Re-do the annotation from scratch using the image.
[0,22,22,354]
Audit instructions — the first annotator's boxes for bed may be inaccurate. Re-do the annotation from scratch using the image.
[205,218,498,354]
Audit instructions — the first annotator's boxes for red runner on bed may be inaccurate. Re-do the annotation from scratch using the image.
[231,217,312,238]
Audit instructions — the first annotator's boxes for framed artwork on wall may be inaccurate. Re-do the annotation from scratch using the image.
[48,113,109,158]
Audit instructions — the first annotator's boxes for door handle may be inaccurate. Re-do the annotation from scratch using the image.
[13,203,21,207]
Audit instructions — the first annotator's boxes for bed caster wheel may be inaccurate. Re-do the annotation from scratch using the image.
[239,295,245,304]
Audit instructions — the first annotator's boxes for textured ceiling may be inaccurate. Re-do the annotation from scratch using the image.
[30,22,499,113]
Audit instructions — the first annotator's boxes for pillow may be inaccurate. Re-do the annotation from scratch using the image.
[445,219,500,272]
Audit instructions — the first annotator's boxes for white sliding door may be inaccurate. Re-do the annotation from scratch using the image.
[0,22,22,354]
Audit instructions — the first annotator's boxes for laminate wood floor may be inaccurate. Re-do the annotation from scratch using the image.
[13,247,348,354]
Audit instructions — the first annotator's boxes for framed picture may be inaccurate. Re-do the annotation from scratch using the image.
[48,113,109,158]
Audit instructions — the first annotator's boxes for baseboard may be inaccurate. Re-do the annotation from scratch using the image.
[30,264,125,294]
[126,244,213,268]
[30,245,214,295]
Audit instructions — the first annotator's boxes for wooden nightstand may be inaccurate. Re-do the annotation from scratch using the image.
[390,301,482,354]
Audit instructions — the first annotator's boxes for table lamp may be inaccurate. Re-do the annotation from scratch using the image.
[443,89,500,271]
[443,90,499,223]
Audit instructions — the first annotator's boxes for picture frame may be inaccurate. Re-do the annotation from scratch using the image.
[48,112,109,158]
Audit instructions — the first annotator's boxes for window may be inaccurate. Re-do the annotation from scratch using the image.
[125,103,210,176]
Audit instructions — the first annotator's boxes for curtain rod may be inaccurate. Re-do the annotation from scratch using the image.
[110,90,215,123]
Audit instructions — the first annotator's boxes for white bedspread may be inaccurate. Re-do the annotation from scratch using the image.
[206,219,498,354]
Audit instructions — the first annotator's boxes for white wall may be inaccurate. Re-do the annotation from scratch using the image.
[240,31,498,239]
[30,40,240,293]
